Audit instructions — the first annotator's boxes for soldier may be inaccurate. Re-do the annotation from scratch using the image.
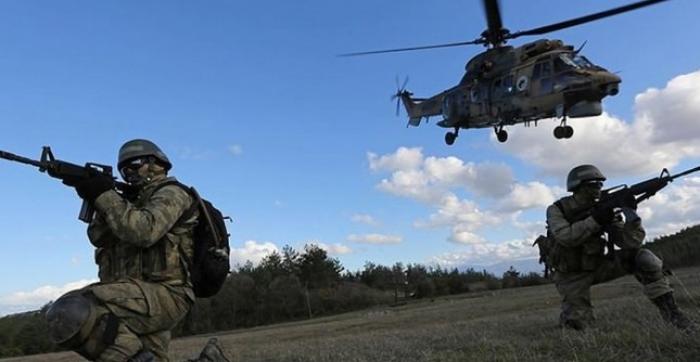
[44,139,229,362]
[546,164,692,331]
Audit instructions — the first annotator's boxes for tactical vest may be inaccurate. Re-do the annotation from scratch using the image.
[94,177,197,285]
[551,195,606,273]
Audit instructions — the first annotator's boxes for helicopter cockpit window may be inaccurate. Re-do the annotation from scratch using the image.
[557,54,579,71]
[572,55,594,68]
[533,60,551,79]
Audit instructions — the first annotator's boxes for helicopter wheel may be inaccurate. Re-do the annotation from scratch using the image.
[564,126,574,138]
[553,126,564,139]
[497,129,508,143]
[445,131,457,146]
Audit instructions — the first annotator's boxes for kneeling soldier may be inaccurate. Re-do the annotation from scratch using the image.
[547,164,692,331]
[45,139,202,361]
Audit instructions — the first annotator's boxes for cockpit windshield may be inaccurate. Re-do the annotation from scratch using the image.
[557,53,595,70]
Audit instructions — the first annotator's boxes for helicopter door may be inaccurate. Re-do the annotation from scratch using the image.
[532,58,553,96]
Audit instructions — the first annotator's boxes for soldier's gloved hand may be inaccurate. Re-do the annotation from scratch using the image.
[591,205,615,225]
[623,193,638,210]
[75,174,114,201]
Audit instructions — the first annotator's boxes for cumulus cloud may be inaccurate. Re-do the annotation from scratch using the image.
[370,147,515,204]
[368,147,423,171]
[369,147,560,244]
[315,242,353,255]
[428,236,540,268]
[497,182,563,212]
[347,233,402,244]
[637,177,700,239]
[230,240,279,266]
[0,279,97,316]
[500,69,700,178]
[351,213,380,226]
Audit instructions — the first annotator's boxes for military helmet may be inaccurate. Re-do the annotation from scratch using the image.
[118,139,171,171]
[567,164,606,191]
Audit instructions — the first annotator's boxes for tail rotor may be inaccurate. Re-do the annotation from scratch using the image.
[391,76,410,116]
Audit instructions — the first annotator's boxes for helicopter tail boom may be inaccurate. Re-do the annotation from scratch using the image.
[398,91,443,127]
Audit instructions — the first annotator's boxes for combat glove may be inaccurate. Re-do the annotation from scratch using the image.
[75,174,114,201]
[623,193,638,210]
[591,206,615,225]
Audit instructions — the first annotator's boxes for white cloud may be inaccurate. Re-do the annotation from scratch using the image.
[429,236,540,268]
[414,194,498,244]
[228,144,243,156]
[637,71,700,143]
[351,213,380,226]
[497,182,562,212]
[347,233,402,244]
[637,177,700,239]
[368,147,423,171]
[0,279,97,316]
[500,69,700,178]
[315,242,353,255]
[230,240,279,266]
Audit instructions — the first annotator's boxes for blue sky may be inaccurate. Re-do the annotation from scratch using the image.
[1,0,700,315]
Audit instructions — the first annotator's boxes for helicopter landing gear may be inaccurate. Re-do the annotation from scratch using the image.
[494,125,508,143]
[445,128,459,146]
[553,118,574,139]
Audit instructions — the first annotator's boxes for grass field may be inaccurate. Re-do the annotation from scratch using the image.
[5,267,700,361]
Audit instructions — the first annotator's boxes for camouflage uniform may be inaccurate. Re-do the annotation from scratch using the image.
[546,193,671,328]
[58,175,198,361]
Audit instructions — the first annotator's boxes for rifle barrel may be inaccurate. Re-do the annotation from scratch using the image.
[670,165,700,181]
[0,150,44,168]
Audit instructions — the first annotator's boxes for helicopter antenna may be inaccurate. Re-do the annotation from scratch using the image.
[574,40,587,55]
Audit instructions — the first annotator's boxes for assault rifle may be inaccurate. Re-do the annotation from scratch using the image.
[570,165,700,221]
[0,146,131,223]
[535,165,700,277]
[568,165,700,260]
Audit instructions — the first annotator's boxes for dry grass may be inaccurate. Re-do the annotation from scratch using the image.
[5,267,700,361]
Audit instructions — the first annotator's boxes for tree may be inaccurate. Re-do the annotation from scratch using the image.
[298,244,343,289]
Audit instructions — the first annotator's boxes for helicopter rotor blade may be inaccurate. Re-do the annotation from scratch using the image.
[483,0,504,38]
[507,0,669,40]
[338,39,484,57]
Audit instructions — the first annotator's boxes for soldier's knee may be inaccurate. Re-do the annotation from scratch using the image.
[46,292,120,360]
[635,249,663,272]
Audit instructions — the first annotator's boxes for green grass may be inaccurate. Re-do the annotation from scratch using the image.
[5,268,700,361]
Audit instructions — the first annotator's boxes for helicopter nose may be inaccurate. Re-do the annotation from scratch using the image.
[598,73,621,96]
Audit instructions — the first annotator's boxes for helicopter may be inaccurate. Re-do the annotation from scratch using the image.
[342,0,669,145]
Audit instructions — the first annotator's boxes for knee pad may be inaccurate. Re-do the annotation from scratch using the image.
[46,293,97,348]
[635,248,663,272]
[46,292,120,359]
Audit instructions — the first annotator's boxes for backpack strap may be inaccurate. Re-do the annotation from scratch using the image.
[151,180,224,248]
[553,200,572,223]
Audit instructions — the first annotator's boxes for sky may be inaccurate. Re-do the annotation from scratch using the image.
[1,0,700,316]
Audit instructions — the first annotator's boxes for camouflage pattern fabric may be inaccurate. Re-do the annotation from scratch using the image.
[81,279,191,361]
[547,194,671,328]
[61,175,197,361]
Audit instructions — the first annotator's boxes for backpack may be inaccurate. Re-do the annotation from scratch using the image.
[532,201,566,278]
[157,181,231,298]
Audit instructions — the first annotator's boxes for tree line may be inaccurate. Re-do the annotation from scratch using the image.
[2,226,699,357]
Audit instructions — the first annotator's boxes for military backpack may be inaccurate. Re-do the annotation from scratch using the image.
[157,181,231,298]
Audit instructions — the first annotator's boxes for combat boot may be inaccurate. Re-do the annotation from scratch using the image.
[652,292,695,331]
[186,338,231,362]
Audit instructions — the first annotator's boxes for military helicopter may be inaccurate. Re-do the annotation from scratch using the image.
[342,0,668,145]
